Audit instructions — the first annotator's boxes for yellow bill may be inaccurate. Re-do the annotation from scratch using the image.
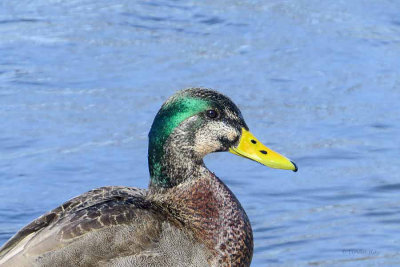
[229,128,297,172]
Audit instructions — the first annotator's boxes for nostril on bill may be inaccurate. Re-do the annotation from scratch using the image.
[251,140,257,144]
[259,150,267,155]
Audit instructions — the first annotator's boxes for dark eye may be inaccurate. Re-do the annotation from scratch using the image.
[206,109,219,119]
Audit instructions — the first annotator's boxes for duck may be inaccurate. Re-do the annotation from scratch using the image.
[0,88,297,267]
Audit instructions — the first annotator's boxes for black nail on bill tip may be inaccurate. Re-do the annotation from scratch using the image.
[291,161,298,172]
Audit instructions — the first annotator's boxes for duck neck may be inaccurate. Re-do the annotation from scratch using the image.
[148,127,203,189]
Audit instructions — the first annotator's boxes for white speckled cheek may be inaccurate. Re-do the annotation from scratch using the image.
[225,127,238,141]
[194,121,237,157]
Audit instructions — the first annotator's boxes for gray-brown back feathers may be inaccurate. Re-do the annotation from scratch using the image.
[0,186,210,267]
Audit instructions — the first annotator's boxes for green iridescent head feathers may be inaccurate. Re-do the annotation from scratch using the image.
[148,89,212,187]
[147,88,251,189]
[148,88,242,187]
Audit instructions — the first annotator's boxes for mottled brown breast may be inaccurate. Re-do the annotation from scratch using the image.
[158,175,253,267]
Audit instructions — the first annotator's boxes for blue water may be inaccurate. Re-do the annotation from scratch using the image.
[1,1,400,266]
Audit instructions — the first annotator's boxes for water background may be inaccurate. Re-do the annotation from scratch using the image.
[1,1,400,266]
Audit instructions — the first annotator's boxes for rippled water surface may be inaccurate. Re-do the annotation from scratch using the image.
[1,1,400,266]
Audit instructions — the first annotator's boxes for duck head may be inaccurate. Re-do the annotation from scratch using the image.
[148,88,297,189]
